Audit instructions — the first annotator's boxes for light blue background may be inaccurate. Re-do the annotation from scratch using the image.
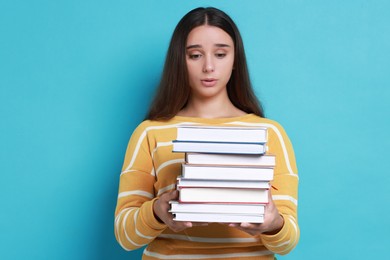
[1,0,389,259]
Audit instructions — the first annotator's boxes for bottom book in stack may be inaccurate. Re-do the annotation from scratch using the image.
[170,201,265,223]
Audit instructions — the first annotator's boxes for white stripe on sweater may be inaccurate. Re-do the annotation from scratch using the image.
[158,234,258,243]
[266,240,290,249]
[152,141,173,159]
[133,210,155,240]
[123,208,147,247]
[157,184,176,196]
[281,215,299,254]
[143,248,273,259]
[118,190,154,199]
[267,215,299,254]
[115,208,134,251]
[272,195,298,206]
[156,158,184,176]
[120,169,137,176]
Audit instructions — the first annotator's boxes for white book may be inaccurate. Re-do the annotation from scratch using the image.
[182,164,274,181]
[176,125,267,143]
[173,212,264,223]
[177,177,270,189]
[172,141,266,155]
[185,153,276,166]
[169,201,265,214]
[178,187,269,203]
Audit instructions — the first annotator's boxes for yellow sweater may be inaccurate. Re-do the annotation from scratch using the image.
[115,114,299,259]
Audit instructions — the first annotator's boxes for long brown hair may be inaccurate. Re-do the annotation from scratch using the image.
[146,7,264,120]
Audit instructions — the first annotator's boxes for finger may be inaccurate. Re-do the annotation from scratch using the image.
[235,224,262,236]
[240,222,258,228]
[264,191,277,214]
[163,190,179,201]
[267,188,274,205]
[191,222,209,227]
[223,222,259,228]
[227,223,239,227]
[177,221,193,228]
[169,221,193,232]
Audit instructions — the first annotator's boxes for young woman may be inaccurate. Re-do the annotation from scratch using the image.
[115,7,299,259]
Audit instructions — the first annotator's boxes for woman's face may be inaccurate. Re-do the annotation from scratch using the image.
[185,25,235,100]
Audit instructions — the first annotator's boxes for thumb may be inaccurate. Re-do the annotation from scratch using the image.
[266,188,276,208]
[268,188,273,202]
[164,189,179,201]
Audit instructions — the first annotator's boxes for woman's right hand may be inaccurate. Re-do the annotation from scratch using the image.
[153,190,207,232]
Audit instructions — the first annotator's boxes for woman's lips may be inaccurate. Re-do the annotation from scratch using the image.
[201,79,217,87]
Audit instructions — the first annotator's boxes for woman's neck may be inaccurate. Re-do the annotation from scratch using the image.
[178,96,246,119]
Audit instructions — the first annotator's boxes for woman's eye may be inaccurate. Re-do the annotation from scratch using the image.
[189,54,202,60]
[215,53,226,58]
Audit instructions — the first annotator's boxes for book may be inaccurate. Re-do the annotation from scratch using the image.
[173,212,264,223]
[169,201,265,214]
[185,153,276,166]
[178,187,269,203]
[176,125,267,143]
[172,140,266,155]
[176,177,270,189]
[181,164,274,181]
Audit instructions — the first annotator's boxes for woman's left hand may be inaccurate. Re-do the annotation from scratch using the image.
[226,191,284,236]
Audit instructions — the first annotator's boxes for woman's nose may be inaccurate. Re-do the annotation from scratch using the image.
[202,55,215,73]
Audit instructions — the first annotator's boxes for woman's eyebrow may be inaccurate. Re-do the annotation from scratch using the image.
[186,44,202,50]
[215,43,231,48]
[186,43,231,49]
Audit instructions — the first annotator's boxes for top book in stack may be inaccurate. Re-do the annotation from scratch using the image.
[173,125,267,155]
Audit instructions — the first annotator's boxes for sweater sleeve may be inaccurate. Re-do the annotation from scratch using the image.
[260,121,300,255]
[114,122,167,251]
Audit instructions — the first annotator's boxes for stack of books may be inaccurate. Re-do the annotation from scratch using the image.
[170,125,275,223]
